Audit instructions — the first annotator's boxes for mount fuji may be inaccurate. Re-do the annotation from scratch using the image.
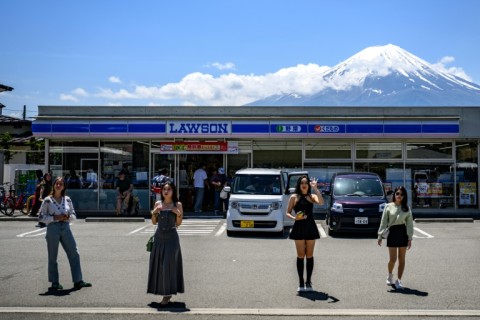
[246,44,480,106]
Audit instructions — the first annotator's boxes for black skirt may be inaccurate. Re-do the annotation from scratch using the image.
[289,218,320,240]
[387,224,408,247]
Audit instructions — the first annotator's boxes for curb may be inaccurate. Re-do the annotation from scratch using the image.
[85,217,145,222]
[414,218,474,223]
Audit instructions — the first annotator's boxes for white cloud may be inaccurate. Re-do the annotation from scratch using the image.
[109,76,122,83]
[433,56,472,82]
[72,88,89,97]
[209,62,236,70]
[59,94,78,102]
[92,63,330,105]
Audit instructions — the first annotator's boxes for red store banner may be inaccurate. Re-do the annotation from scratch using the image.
[159,141,238,154]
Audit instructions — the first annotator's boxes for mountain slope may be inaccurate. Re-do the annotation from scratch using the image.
[247,44,480,106]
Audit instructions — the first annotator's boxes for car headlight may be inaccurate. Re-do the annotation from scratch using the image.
[230,201,238,209]
[379,202,386,213]
[331,202,343,213]
[271,202,282,210]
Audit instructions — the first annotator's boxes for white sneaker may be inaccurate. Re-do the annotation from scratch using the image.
[395,279,404,290]
[386,274,393,285]
[297,286,305,292]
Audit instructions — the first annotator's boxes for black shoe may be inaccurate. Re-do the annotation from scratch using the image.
[49,282,63,291]
[74,281,92,289]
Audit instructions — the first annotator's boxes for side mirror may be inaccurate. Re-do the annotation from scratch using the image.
[286,187,296,195]
[223,186,231,193]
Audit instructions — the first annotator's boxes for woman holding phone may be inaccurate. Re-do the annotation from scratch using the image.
[286,175,324,293]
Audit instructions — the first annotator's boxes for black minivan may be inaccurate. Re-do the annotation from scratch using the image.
[324,172,387,235]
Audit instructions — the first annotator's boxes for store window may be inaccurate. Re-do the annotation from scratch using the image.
[406,164,453,210]
[407,142,453,159]
[305,142,351,159]
[455,141,478,208]
[356,142,402,159]
[101,141,150,213]
[253,140,302,168]
[355,162,404,201]
[49,141,100,211]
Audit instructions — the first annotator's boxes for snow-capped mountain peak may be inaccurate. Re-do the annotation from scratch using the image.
[247,44,480,106]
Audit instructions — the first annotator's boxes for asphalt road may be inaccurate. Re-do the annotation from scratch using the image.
[1,218,479,319]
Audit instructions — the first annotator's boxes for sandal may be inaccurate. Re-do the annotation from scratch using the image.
[160,295,172,305]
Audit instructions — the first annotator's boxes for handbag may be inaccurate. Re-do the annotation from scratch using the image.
[220,187,228,199]
[381,227,390,239]
[146,236,154,252]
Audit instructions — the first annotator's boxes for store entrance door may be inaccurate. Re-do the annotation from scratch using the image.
[178,154,223,212]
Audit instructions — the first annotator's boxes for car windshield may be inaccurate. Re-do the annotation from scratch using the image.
[232,174,282,195]
[334,177,384,197]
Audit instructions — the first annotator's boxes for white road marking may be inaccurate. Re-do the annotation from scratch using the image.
[215,223,226,236]
[16,228,46,238]
[413,227,434,238]
[317,224,328,238]
[1,307,479,316]
[127,224,150,235]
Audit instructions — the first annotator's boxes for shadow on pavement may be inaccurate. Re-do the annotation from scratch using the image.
[388,285,429,296]
[148,301,189,312]
[39,288,77,297]
[297,290,340,303]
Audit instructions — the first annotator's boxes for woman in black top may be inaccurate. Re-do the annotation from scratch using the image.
[286,175,324,293]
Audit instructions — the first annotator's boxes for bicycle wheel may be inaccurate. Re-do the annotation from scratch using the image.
[0,201,6,215]
[4,198,15,216]
[20,196,29,215]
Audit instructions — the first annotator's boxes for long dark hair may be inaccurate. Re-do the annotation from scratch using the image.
[294,175,311,196]
[394,186,409,212]
[160,181,179,206]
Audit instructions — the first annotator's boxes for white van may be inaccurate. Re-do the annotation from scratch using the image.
[224,168,307,236]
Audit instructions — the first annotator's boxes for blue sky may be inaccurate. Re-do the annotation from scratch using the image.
[1,0,479,118]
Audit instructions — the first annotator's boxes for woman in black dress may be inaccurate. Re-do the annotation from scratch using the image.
[377,186,414,290]
[148,181,184,305]
[286,175,324,292]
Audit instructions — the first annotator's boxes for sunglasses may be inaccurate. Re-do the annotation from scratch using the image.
[395,192,404,196]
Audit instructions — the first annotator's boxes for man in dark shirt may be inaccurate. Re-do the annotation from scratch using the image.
[115,169,133,216]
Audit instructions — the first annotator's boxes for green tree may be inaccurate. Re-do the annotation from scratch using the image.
[26,136,45,164]
[0,132,16,164]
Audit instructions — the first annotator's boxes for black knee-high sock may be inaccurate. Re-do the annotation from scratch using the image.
[306,257,314,283]
[296,258,304,285]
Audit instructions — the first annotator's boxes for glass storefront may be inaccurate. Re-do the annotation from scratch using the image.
[44,139,479,213]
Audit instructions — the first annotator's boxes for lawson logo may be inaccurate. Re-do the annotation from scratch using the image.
[168,122,230,134]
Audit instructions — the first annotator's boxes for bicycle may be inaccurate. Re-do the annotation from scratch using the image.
[1,183,30,216]
[1,183,15,216]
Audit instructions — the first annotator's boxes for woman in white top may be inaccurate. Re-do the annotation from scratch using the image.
[377,186,414,290]
[39,176,92,291]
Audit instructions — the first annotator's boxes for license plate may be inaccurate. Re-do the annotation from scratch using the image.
[355,217,368,224]
[240,220,254,228]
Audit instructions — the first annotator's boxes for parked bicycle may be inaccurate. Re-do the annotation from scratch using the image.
[0,183,30,216]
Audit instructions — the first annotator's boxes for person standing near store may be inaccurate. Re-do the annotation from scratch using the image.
[115,169,133,216]
[38,176,92,291]
[148,181,184,305]
[193,163,208,213]
[210,168,227,215]
[151,168,170,202]
[36,172,53,228]
[377,186,414,290]
[28,169,44,217]
[286,175,324,292]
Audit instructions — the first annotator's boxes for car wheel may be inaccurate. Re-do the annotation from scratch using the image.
[226,230,236,237]
[327,228,337,237]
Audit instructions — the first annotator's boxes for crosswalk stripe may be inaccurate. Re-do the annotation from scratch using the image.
[317,224,328,238]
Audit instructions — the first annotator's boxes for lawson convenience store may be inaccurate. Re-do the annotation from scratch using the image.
[32,106,480,214]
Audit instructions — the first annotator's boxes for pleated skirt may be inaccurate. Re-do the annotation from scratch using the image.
[147,228,184,295]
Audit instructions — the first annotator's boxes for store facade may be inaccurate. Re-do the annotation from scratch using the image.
[32,106,480,214]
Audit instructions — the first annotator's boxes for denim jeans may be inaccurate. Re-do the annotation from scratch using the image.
[194,187,205,212]
[45,222,83,284]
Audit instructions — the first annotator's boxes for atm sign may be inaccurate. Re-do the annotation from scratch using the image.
[314,125,340,133]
